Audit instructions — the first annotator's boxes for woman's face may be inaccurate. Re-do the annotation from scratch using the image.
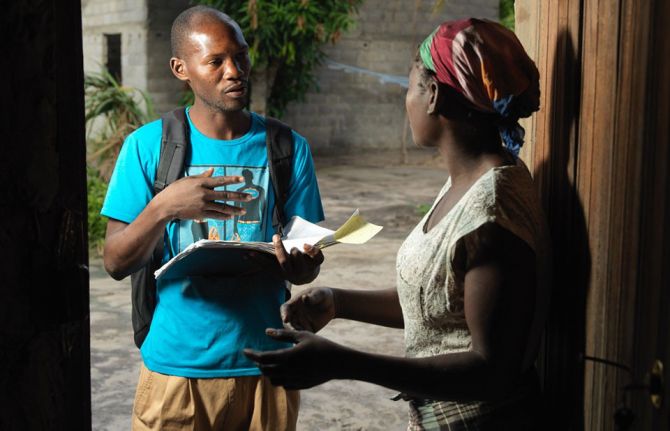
[405,64,440,148]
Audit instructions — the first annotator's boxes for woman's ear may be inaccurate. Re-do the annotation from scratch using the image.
[170,57,189,82]
[427,78,441,115]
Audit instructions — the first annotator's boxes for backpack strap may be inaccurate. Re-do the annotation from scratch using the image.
[265,117,294,235]
[155,108,189,193]
[131,108,189,349]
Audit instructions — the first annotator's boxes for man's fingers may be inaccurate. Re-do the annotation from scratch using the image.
[194,168,214,177]
[208,190,253,202]
[201,211,234,221]
[273,235,292,272]
[302,244,322,259]
[204,202,247,216]
[202,175,246,188]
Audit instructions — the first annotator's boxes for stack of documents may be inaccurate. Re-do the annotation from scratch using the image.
[154,209,382,280]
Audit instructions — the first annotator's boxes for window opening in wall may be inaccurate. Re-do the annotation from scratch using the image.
[105,33,122,83]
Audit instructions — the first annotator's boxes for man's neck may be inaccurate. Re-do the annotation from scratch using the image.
[189,101,251,140]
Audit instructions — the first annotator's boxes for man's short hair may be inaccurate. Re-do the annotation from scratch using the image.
[171,5,239,58]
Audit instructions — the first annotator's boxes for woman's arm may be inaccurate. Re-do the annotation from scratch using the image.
[246,223,536,401]
[280,287,404,332]
[333,287,404,328]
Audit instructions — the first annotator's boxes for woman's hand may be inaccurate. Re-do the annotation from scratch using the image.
[280,287,336,333]
[243,328,346,390]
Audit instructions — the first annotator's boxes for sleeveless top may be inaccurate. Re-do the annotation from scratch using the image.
[396,162,550,370]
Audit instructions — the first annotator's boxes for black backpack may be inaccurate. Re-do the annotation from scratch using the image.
[130,107,294,348]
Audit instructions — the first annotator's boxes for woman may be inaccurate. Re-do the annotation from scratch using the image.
[245,18,550,429]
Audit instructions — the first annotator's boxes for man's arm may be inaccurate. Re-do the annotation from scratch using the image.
[103,169,250,280]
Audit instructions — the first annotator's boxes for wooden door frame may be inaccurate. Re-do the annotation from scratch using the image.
[515,0,670,429]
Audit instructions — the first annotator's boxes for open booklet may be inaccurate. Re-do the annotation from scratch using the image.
[154,209,383,280]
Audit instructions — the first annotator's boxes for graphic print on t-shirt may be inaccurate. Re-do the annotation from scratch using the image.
[178,165,268,252]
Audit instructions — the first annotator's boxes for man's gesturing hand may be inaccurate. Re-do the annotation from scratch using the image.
[156,168,251,221]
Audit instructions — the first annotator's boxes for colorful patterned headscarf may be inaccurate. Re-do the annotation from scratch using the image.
[419,18,540,156]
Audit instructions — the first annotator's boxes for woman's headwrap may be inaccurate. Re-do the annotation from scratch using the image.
[419,18,540,156]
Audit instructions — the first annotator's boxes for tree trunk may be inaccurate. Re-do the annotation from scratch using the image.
[249,63,279,117]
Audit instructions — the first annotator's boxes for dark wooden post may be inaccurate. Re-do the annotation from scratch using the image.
[516,0,670,429]
[0,1,91,430]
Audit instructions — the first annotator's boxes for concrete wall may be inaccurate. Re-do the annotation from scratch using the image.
[81,0,499,147]
[82,0,148,92]
[146,0,191,114]
[82,0,189,114]
[281,0,499,154]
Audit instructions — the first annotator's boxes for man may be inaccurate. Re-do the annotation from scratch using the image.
[101,6,324,430]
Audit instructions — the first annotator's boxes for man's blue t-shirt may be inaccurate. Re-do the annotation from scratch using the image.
[101,109,324,378]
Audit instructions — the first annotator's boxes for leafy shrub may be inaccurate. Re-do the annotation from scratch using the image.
[416,203,432,216]
[500,0,515,31]
[84,70,155,255]
[85,70,155,180]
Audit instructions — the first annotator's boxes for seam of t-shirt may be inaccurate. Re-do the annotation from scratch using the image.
[100,208,137,225]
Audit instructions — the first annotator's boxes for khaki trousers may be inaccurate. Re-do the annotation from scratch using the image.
[132,364,299,431]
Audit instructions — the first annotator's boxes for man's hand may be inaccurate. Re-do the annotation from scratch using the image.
[243,328,345,390]
[247,235,324,285]
[280,287,335,332]
[155,168,251,221]
[273,235,324,285]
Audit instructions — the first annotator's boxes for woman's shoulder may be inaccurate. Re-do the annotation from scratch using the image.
[457,162,546,253]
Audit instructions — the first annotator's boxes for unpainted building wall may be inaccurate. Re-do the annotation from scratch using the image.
[81,1,499,147]
[281,0,499,153]
[82,0,148,92]
[146,0,192,114]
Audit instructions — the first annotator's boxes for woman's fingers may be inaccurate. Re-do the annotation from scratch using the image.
[265,328,301,343]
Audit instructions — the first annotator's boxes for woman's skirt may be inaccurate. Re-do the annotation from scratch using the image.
[406,372,542,430]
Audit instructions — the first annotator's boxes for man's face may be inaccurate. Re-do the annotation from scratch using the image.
[177,19,251,112]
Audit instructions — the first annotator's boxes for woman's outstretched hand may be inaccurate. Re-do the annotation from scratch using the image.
[280,287,336,333]
[243,328,346,390]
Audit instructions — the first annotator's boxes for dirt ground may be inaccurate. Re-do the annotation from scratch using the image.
[90,148,448,431]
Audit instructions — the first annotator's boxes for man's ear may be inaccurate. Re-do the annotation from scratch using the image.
[427,78,441,115]
[170,57,189,82]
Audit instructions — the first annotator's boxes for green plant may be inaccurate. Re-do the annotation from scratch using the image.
[85,70,155,180]
[500,0,515,31]
[87,167,109,255]
[84,70,156,255]
[416,203,432,216]
[191,0,363,117]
